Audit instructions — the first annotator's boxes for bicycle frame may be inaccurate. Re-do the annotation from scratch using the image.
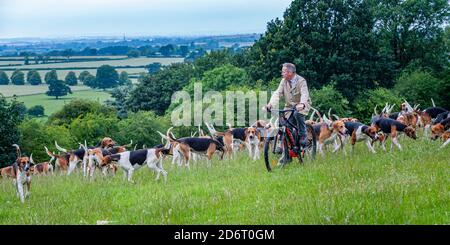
[268,107,299,157]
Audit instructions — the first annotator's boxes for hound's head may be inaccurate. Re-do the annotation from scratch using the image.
[87,148,108,167]
[430,123,445,140]
[246,127,259,142]
[364,126,379,140]
[401,103,407,111]
[332,120,347,135]
[17,155,33,172]
[404,126,417,140]
[101,137,115,148]
[420,112,432,126]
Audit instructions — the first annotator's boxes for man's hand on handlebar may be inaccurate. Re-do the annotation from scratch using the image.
[262,104,272,112]
[296,103,305,111]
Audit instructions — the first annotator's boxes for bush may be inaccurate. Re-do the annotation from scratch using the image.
[11,70,25,85]
[0,71,10,85]
[19,119,75,163]
[309,84,349,118]
[27,70,42,85]
[65,71,78,86]
[27,105,45,117]
[111,111,171,148]
[394,69,445,108]
[0,97,23,167]
[69,113,119,146]
[353,88,402,123]
[48,99,116,126]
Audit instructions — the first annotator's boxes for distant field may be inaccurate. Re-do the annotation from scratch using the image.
[2,68,148,80]
[2,57,183,69]
[12,90,112,116]
[0,85,91,97]
[0,61,23,66]
[0,55,128,61]
[0,57,182,80]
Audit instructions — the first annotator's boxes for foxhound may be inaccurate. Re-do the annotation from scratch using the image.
[344,121,379,153]
[9,144,34,203]
[245,127,260,161]
[90,147,168,183]
[312,115,348,155]
[167,128,224,168]
[372,118,417,151]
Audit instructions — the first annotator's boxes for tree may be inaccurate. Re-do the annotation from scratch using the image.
[78,70,91,83]
[180,45,189,57]
[11,70,25,85]
[48,99,116,126]
[183,64,250,94]
[118,71,132,86]
[19,119,75,163]
[394,69,445,108]
[0,96,23,167]
[243,0,449,102]
[83,74,97,87]
[27,105,45,117]
[95,65,119,89]
[159,44,174,56]
[127,63,195,115]
[374,0,450,73]
[69,113,119,146]
[147,62,161,74]
[61,49,74,60]
[353,88,402,123]
[65,71,78,86]
[0,71,10,85]
[27,70,42,85]
[46,79,72,99]
[44,70,58,84]
[127,49,140,58]
[111,111,170,148]
[107,86,131,119]
[309,84,350,118]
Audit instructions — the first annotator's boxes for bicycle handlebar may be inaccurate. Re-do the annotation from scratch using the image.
[266,106,297,114]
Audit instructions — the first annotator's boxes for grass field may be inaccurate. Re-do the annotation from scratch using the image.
[0,136,448,224]
[0,57,183,80]
[1,57,183,69]
[2,68,148,81]
[0,85,91,97]
[12,89,112,116]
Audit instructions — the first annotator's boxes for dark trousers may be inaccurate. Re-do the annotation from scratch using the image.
[281,111,307,163]
[288,111,307,145]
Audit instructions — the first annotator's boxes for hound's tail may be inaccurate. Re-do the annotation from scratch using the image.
[55,141,68,153]
[12,144,21,159]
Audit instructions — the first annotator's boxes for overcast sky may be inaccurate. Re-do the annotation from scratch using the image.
[0,0,293,38]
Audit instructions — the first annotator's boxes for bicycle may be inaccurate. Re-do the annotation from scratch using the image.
[263,106,317,172]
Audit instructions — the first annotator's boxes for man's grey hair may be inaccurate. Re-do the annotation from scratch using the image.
[282,63,296,73]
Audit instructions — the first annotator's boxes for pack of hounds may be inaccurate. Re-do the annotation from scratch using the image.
[1,100,449,203]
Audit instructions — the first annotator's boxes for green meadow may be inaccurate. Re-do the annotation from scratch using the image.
[0,137,448,224]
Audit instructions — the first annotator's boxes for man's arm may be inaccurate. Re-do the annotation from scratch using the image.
[297,78,310,110]
[267,80,284,108]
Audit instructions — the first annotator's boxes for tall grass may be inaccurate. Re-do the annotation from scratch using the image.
[0,136,448,224]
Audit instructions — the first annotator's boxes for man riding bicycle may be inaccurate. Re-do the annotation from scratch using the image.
[263,63,312,163]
